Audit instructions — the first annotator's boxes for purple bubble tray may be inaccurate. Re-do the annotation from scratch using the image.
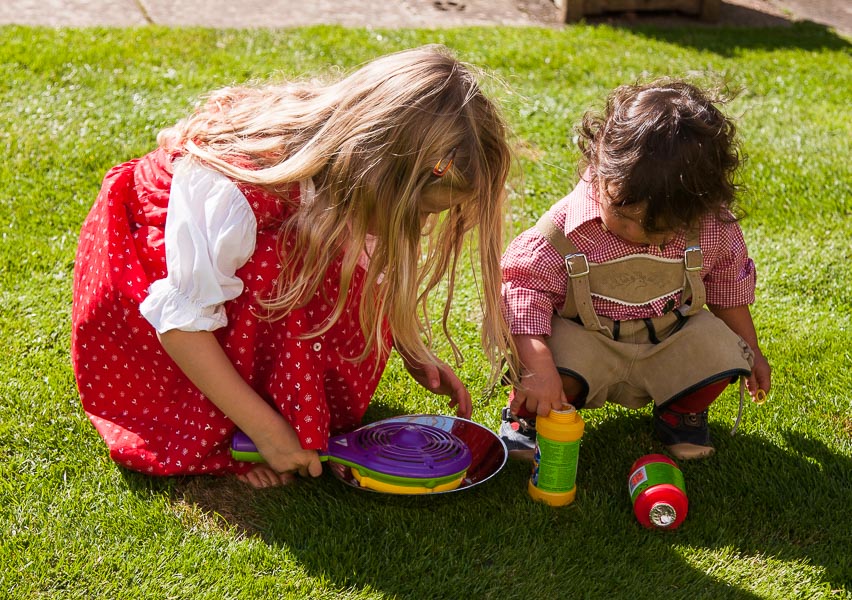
[231,421,472,480]
[331,421,472,479]
[232,415,507,494]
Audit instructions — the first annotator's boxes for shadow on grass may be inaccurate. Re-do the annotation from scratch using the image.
[582,13,850,55]
[171,410,849,598]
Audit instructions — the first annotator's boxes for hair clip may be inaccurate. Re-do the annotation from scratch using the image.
[432,147,457,178]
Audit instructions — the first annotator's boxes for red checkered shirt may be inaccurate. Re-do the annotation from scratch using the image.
[501,175,756,337]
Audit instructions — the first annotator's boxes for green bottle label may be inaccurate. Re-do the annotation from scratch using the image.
[628,462,686,502]
[531,437,580,493]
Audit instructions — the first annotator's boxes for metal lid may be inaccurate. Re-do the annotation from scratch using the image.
[649,502,678,528]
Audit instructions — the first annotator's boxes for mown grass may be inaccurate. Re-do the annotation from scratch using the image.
[1,22,850,600]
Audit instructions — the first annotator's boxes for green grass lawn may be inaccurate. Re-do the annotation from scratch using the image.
[1,22,850,600]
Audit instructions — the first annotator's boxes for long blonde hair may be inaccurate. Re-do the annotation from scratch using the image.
[159,45,512,379]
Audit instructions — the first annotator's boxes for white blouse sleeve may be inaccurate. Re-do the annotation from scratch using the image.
[139,160,257,333]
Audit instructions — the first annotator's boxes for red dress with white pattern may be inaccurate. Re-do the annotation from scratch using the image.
[71,149,390,476]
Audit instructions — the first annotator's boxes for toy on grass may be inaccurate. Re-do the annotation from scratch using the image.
[232,415,507,495]
[628,454,688,529]
[527,405,585,507]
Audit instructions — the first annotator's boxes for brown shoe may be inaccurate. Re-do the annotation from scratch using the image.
[654,406,715,460]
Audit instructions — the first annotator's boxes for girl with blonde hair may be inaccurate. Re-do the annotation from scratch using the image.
[72,45,513,488]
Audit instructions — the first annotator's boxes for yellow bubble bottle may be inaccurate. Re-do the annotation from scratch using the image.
[528,405,585,506]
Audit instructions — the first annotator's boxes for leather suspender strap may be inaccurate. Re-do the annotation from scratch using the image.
[680,229,705,316]
[534,212,578,257]
[535,213,612,338]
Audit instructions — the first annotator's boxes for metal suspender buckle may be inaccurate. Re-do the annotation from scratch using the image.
[565,253,590,278]
[684,246,703,272]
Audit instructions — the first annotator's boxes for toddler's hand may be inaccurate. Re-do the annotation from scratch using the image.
[509,335,567,417]
[747,350,772,401]
[510,366,567,417]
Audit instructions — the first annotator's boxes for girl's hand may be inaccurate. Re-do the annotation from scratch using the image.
[236,430,323,489]
[254,436,324,479]
[237,447,323,489]
[403,358,472,419]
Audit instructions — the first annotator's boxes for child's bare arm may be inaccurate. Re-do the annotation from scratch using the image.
[509,335,568,417]
[708,304,772,398]
[157,329,323,478]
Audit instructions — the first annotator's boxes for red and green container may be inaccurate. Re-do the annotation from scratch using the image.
[528,406,584,506]
[628,454,688,529]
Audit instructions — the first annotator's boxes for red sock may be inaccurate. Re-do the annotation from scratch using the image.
[667,378,732,414]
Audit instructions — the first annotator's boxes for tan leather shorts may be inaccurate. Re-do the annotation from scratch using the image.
[547,309,754,409]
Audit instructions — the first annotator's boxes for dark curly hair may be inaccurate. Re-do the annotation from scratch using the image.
[577,78,743,233]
